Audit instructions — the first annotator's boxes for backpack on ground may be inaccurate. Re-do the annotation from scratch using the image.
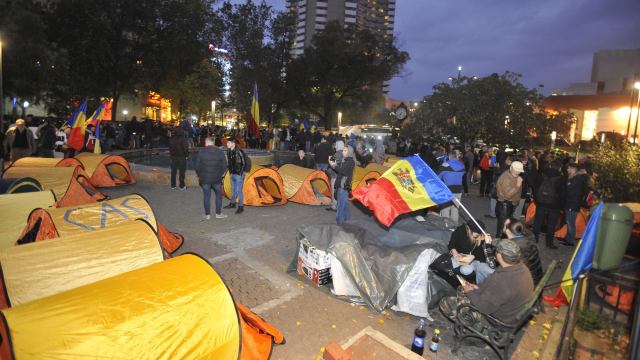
[536,175,559,205]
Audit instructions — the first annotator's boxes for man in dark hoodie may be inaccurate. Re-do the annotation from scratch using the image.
[329,145,355,225]
[532,159,564,249]
[169,126,189,190]
[196,137,228,220]
[562,163,593,246]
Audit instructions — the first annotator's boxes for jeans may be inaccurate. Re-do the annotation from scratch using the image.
[564,208,578,245]
[230,173,244,206]
[171,157,186,188]
[451,258,495,284]
[336,188,350,224]
[201,183,223,215]
[533,205,560,246]
[514,198,526,218]
[495,201,515,237]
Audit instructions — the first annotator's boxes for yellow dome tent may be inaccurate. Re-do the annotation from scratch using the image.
[10,156,83,169]
[223,165,287,207]
[278,164,332,205]
[74,152,136,187]
[17,194,183,254]
[0,220,165,308]
[1,166,106,207]
[0,191,56,250]
[0,177,43,194]
[0,254,240,359]
[351,163,387,193]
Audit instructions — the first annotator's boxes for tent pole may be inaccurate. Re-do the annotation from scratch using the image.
[453,197,487,236]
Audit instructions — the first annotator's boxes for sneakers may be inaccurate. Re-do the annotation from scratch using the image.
[179,186,186,191]
[215,213,228,219]
[223,203,236,209]
[202,214,211,220]
[236,206,244,214]
[171,187,177,190]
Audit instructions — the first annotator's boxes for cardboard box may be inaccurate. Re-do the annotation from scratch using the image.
[297,238,332,286]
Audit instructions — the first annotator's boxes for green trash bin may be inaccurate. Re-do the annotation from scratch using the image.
[592,203,634,271]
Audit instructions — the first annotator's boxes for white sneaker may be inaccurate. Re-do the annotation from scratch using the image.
[215,213,227,219]
[179,186,186,191]
[202,214,211,220]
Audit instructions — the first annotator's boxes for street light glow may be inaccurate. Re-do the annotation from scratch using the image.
[122,109,129,115]
[457,66,462,71]
[23,101,29,108]
[635,81,640,90]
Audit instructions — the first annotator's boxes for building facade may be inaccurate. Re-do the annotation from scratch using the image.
[287,0,396,57]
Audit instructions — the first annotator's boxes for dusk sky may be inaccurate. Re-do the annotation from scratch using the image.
[244,0,640,100]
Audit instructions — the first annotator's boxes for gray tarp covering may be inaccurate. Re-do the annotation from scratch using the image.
[296,214,454,312]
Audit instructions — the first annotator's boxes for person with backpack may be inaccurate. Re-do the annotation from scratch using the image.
[532,159,564,249]
[224,138,250,214]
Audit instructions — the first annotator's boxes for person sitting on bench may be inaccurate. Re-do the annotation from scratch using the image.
[441,238,534,324]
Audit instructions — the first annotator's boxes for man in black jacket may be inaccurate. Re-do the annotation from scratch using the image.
[562,163,592,245]
[196,137,227,220]
[314,136,332,171]
[224,138,248,214]
[532,159,564,249]
[329,145,355,225]
[169,126,188,190]
[37,119,57,158]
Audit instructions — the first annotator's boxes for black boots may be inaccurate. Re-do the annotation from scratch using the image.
[236,206,244,214]
[224,203,236,209]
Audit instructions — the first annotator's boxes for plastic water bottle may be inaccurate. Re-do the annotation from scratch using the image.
[410,319,426,355]
[429,328,441,353]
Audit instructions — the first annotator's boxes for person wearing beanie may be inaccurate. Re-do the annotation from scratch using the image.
[495,160,525,237]
[329,145,355,225]
[440,237,534,324]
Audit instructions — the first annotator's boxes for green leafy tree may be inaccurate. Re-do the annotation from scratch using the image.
[414,72,544,147]
[286,21,408,128]
[178,59,222,115]
[591,141,640,202]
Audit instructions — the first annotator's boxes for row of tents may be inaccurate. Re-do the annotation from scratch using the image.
[224,163,389,207]
[0,154,284,359]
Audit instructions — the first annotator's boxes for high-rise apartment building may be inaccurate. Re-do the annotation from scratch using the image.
[287,0,396,57]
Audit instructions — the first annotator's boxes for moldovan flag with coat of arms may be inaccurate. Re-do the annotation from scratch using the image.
[352,155,454,227]
[66,101,88,151]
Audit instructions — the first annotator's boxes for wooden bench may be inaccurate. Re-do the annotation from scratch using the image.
[443,259,558,360]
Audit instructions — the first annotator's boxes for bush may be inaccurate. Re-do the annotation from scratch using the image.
[591,142,640,202]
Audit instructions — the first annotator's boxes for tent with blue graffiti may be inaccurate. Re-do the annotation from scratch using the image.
[15,194,183,254]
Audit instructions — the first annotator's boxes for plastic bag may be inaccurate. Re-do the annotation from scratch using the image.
[391,249,440,319]
[330,254,359,297]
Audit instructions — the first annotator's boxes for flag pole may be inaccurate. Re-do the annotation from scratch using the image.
[453,197,488,236]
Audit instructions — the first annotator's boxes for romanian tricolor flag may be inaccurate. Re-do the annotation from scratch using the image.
[93,120,102,154]
[67,101,88,151]
[86,101,106,127]
[247,83,260,138]
[352,155,454,227]
[544,203,604,307]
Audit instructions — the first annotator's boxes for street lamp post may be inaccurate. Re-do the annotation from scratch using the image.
[337,111,342,129]
[626,81,640,140]
[632,82,640,144]
[211,100,216,125]
[551,131,557,149]
[122,109,129,121]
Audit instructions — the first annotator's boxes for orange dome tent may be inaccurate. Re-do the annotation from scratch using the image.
[0,191,56,250]
[74,152,136,187]
[1,166,106,207]
[16,194,183,254]
[278,164,332,205]
[223,165,287,207]
[0,220,165,308]
[525,201,588,239]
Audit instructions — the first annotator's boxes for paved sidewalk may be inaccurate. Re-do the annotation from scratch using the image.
[105,182,573,360]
